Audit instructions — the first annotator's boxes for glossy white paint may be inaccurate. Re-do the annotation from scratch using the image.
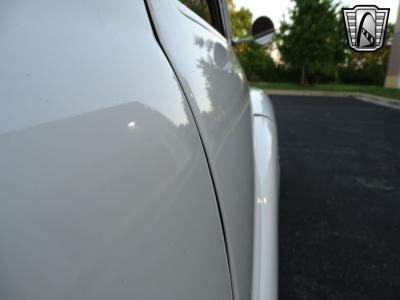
[1,0,279,298]
[250,88,277,121]
[250,89,279,300]
[0,1,232,299]
[146,1,255,299]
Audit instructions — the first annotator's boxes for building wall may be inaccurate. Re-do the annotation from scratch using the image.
[385,3,400,88]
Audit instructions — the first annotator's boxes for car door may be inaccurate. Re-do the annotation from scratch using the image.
[145,1,255,299]
[0,1,232,299]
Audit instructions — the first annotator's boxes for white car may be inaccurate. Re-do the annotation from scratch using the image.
[0,0,279,299]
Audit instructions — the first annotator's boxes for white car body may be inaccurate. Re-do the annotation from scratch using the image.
[0,0,279,299]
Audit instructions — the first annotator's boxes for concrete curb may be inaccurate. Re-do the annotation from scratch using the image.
[264,89,400,111]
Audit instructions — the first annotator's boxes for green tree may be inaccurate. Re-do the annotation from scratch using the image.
[230,6,252,38]
[229,5,253,64]
[229,3,276,81]
[277,0,342,84]
[179,0,212,24]
[338,24,394,85]
[239,41,277,81]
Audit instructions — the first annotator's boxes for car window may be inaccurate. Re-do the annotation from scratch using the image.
[178,0,213,25]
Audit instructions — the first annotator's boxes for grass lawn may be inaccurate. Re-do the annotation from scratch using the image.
[252,82,400,101]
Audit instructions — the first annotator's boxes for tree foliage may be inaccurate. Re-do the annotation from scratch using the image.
[276,0,344,84]
[338,24,394,85]
[179,0,212,24]
[184,0,394,86]
[229,3,276,81]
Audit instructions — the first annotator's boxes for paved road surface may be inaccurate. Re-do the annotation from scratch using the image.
[270,95,400,300]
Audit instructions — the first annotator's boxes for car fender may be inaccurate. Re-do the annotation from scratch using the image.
[250,88,279,300]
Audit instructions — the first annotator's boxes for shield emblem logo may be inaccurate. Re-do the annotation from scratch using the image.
[343,5,390,52]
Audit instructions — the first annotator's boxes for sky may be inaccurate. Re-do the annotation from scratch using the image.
[233,0,399,27]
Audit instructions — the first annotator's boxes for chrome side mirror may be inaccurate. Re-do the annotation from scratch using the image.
[232,16,275,46]
[252,16,275,45]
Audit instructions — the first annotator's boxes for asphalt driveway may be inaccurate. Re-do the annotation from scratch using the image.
[270,95,400,300]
